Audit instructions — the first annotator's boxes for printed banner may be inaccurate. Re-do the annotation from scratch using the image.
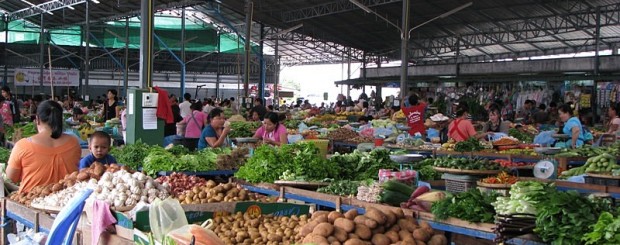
[14,68,79,87]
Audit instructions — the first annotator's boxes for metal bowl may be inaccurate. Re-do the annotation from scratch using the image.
[534,147,562,155]
[390,154,424,163]
[396,125,411,131]
[234,137,259,143]
[349,123,362,128]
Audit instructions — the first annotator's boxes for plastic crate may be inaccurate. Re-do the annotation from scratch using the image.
[584,176,620,186]
[442,174,479,193]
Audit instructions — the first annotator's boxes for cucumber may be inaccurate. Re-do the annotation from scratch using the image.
[382,180,415,197]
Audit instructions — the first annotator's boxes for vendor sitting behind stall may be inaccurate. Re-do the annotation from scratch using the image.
[6,100,81,193]
[481,108,511,139]
[558,103,585,148]
[198,108,231,150]
[79,131,117,170]
[606,104,620,135]
[448,103,479,142]
[65,107,86,124]
[253,112,288,146]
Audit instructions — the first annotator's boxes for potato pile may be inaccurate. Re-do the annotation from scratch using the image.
[177,182,273,204]
[9,162,122,206]
[210,211,307,245]
[296,208,448,245]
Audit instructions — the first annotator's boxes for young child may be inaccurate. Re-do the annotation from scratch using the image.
[79,131,117,170]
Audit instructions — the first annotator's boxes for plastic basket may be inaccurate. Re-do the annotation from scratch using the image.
[442,174,479,193]
[584,176,620,186]
[301,139,330,158]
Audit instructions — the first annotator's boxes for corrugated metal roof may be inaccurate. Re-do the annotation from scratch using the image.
[1,0,619,65]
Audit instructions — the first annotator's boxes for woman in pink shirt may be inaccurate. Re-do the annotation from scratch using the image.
[182,102,207,138]
[253,112,288,146]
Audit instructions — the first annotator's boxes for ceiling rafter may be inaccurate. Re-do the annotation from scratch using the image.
[281,0,401,23]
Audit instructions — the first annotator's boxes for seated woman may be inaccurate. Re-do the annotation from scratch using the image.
[6,100,81,193]
[448,103,480,142]
[481,108,511,140]
[605,104,620,135]
[197,108,231,150]
[253,112,288,146]
[557,103,586,148]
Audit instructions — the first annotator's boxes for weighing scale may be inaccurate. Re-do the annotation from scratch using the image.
[533,147,562,179]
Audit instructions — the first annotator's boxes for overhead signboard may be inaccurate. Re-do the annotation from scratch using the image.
[14,68,79,87]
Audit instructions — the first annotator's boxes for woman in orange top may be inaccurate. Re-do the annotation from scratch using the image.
[7,100,81,193]
[448,103,482,142]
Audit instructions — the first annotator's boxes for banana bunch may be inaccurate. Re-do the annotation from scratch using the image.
[78,123,95,141]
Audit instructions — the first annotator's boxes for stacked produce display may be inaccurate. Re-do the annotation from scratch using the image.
[298,208,447,245]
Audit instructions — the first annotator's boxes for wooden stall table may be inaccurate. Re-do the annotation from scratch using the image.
[0,199,133,245]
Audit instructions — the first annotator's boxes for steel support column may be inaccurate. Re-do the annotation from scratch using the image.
[181,7,186,97]
[216,32,221,98]
[243,0,252,97]
[39,14,44,90]
[274,39,279,101]
[124,17,129,99]
[347,47,351,98]
[595,6,601,75]
[140,0,154,88]
[84,0,90,97]
[3,17,8,87]
[400,0,410,99]
[258,24,265,100]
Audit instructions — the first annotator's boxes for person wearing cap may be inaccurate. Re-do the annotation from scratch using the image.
[429,113,450,143]
[66,107,86,124]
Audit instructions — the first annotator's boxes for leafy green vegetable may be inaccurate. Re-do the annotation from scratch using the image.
[534,190,613,245]
[110,140,152,170]
[0,147,10,163]
[508,128,533,143]
[431,188,499,223]
[328,149,397,181]
[454,137,483,152]
[418,165,440,181]
[228,121,261,138]
[431,156,500,170]
[582,211,620,245]
[235,143,337,183]
[317,180,366,196]
[493,181,554,215]
[165,144,190,156]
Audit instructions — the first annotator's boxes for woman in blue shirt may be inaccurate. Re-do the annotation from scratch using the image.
[558,103,585,148]
[197,108,231,150]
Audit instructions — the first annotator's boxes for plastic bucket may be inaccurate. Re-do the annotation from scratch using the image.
[374,138,385,147]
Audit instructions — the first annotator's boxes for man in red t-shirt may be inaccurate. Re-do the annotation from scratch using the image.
[401,95,426,137]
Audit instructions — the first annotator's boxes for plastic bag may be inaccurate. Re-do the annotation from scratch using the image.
[149,198,188,242]
[166,221,224,245]
[378,169,418,186]
[534,130,556,146]
[373,127,393,138]
[297,122,308,134]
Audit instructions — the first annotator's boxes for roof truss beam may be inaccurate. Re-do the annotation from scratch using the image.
[8,0,87,21]
[281,0,401,23]
[409,3,620,60]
